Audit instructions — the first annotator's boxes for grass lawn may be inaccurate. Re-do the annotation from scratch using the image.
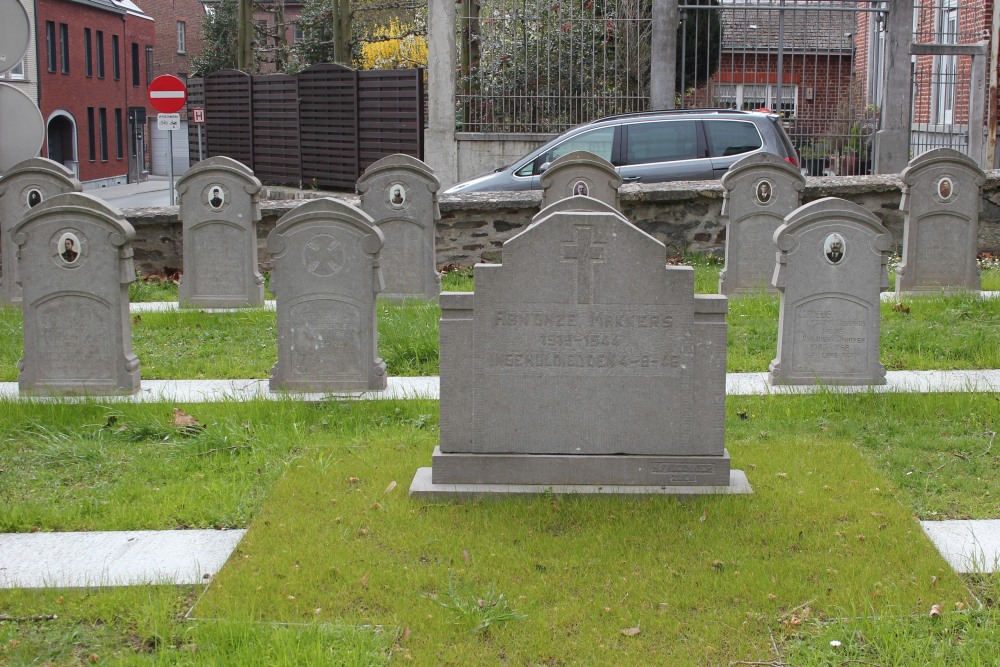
[1,393,998,664]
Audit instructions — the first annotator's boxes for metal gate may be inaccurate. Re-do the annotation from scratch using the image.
[678,1,887,176]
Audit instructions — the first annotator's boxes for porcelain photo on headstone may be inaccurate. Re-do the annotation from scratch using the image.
[411,202,750,498]
[718,153,805,296]
[896,148,986,294]
[13,192,140,395]
[176,156,265,308]
[357,154,441,300]
[0,157,82,304]
[268,198,387,392]
[768,197,892,386]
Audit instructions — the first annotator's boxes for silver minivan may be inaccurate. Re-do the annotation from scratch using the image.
[445,109,799,193]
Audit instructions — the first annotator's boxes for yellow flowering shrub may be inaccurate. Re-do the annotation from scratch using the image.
[357,19,428,69]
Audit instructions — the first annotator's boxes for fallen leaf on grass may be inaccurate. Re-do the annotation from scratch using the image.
[621,626,641,637]
[894,302,911,315]
[172,408,202,431]
[930,604,942,618]
[385,480,397,494]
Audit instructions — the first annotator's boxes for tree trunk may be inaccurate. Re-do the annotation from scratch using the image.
[332,0,352,65]
[238,0,255,70]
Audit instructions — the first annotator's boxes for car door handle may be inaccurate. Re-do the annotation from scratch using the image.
[622,176,640,182]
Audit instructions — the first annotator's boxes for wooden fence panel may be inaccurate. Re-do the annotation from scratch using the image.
[204,70,253,169]
[251,74,300,186]
[186,78,205,167]
[357,69,425,174]
[298,64,359,190]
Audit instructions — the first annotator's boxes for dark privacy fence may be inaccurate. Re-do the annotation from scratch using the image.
[186,64,425,189]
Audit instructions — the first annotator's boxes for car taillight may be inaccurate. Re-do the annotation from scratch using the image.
[785,155,799,168]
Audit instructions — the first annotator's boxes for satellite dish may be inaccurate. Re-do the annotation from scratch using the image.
[0,84,45,172]
[0,2,31,76]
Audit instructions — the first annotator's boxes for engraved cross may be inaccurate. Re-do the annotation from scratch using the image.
[561,224,607,304]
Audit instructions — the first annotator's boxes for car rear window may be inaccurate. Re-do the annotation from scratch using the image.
[625,120,699,164]
[705,120,763,158]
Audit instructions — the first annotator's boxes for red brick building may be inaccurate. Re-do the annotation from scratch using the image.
[36,0,156,187]
[144,0,205,81]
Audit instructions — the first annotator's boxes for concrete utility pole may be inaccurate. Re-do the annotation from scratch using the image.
[238,0,255,71]
[650,0,679,109]
[874,0,913,174]
[425,0,458,187]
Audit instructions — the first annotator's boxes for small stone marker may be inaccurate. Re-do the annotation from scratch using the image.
[357,154,441,299]
[0,157,81,304]
[176,156,265,307]
[768,197,892,386]
[13,193,140,395]
[411,203,749,497]
[540,150,623,211]
[719,152,805,295]
[897,148,986,294]
[267,198,387,392]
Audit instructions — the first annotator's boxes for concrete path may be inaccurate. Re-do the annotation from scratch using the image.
[0,529,245,589]
[1,371,996,403]
[921,521,1000,574]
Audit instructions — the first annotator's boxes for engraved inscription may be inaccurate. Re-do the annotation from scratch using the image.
[35,296,113,381]
[303,234,345,277]
[791,298,869,374]
[377,219,424,294]
[191,223,246,296]
[289,300,363,379]
[914,213,968,284]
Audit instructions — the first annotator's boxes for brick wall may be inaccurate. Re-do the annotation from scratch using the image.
[144,0,205,83]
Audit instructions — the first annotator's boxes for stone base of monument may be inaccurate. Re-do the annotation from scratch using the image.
[409,467,752,499]
[409,447,751,498]
[767,361,887,387]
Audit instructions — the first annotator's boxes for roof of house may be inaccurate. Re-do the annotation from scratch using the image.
[711,1,857,52]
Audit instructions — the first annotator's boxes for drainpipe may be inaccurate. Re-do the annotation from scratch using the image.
[988,0,999,168]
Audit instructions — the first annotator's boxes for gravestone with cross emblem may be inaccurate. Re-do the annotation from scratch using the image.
[411,202,749,497]
[176,156,265,307]
[768,197,892,386]
[267,198,387,392]
[540,151,623,211]
[719,152,805,295]
[0,158,82,304]
[896,148,986,294]
[357,154,441,300]
[13,193,140,395]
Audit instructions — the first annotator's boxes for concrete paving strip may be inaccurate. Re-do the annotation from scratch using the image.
[0,529,245,589]
[882,291,999,301]
[921,521,1000,574]
[2,371,997,403]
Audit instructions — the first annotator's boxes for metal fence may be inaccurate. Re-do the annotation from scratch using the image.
[679,0,885,176]
[455,0,652,133]
[187,65,425,189]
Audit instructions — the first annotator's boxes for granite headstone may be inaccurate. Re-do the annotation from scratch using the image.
[540,150,623,211]
[176,156,265,307]
[267,198,387,392]
[357,154,441,299]
[719,152,805,295]
[768,197,892,386]
[0,158,81,304]
[13,192,140,395]
[412,203,749,496]
[897,148,986,294]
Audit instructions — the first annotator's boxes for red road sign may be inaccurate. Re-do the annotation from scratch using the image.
[192,107,205,124]
[147,75,188,114]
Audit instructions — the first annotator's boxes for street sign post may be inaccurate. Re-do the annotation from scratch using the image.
[147,76,187,204]
[157,113,181,131]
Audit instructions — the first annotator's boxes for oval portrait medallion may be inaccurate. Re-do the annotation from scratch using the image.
[755,179,774,205]
[823,232,846,265]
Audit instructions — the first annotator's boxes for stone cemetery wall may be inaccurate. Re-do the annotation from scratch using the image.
[13,193,140,395]
[42,174,1000,278]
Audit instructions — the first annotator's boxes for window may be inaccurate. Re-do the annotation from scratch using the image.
[96,31,105,78]
[294,23,305,42]
[115,108,123,159]
[46,21,56,72]
[99,109,108,161]
[112,35,120,80]
[714,83,798,118]
[131,42,140,86]
[933,0,959,125]
[625,121,699,165]
[177,21,186,54]
[85,28,93,77]
[5,59,25,80]
[87,108,96,161]
[145,46,153,86]
[705,121,763,158]
[541,127,616,166]
[59,23,70,73]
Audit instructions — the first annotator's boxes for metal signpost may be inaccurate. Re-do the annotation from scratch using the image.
[147,75,188,205]
[192,107,206,162]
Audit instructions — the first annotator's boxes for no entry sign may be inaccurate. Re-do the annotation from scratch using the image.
[147,75,187,114]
